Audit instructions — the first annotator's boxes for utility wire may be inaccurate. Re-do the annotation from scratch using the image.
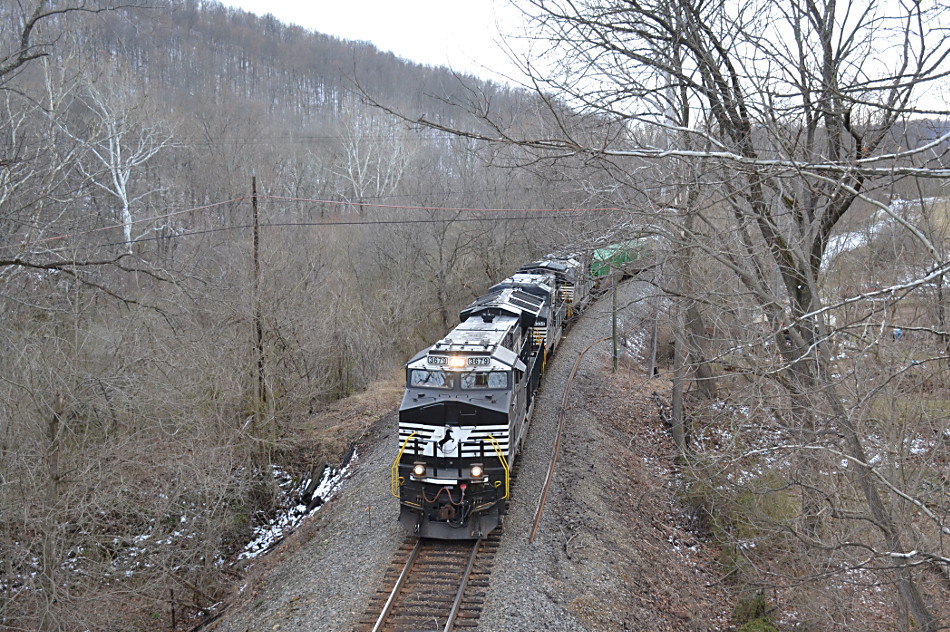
[3,195,621,255]
[93,215,587,251]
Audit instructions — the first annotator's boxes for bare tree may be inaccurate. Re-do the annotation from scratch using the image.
[0,2,152,272]
[331,105,415,214]
[68,75,174,253]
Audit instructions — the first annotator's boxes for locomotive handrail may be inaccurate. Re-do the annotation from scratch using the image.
[484,435,510,499]
[391,432,418,498]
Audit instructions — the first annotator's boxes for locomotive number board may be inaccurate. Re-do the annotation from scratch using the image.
[427,355,491,366]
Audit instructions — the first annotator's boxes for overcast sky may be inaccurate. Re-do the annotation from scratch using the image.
[216,0,528,83]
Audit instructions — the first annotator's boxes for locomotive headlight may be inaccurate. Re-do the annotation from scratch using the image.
[448,355,466,368]
[412,462,426,477]
[469,464,484,479]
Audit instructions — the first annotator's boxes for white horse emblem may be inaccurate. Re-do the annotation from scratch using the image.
[426,426,474,456]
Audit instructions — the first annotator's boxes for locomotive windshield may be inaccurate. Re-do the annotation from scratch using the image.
[460,371,509,389]
[409,369,450,388]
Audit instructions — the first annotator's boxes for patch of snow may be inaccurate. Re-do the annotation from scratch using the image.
[238,449,359,560]
[907,436,933,455]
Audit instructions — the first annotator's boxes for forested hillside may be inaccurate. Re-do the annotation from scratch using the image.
[0,2,606,629]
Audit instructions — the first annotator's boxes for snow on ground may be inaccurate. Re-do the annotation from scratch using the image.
[2,454,362,597]
[238,451,359,560]
[825,197,946,265]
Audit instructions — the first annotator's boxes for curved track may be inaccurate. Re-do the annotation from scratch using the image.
[357,533,501,632]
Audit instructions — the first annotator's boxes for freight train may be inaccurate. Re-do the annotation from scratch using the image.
[391,254,593,539]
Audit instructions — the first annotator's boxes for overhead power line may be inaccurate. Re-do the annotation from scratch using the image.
[3,194,622,256]
[94,215,589,251]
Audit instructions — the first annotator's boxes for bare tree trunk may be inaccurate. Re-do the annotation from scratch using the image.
[647,269,661,378]
[39,394,64,632]
[680,190,717,399]
[937,277,950,357]
[671,307,687,455]
[823,387,937,631]
[684,302,717,399]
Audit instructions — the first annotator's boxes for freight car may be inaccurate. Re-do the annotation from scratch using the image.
[590,238,655,283]
[391,254,591,539]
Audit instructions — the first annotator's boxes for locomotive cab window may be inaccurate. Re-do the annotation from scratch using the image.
[409,369,450,388]
[460,371,509,389]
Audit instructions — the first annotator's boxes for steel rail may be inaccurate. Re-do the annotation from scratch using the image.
[442,539,481,632]
[529,335,611,543]
[370,537,423,632]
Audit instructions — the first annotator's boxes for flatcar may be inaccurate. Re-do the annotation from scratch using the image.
[391,254,591,539]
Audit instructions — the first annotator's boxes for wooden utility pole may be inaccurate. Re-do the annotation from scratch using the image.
[252,177,265,421]
[612,265,619,372]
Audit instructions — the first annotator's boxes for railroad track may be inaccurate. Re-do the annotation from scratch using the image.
[357,532,501,632]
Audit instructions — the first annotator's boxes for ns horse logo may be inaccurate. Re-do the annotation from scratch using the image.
[425,426,475,457]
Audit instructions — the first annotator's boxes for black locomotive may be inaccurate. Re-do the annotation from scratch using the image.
[391,254,592,539]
